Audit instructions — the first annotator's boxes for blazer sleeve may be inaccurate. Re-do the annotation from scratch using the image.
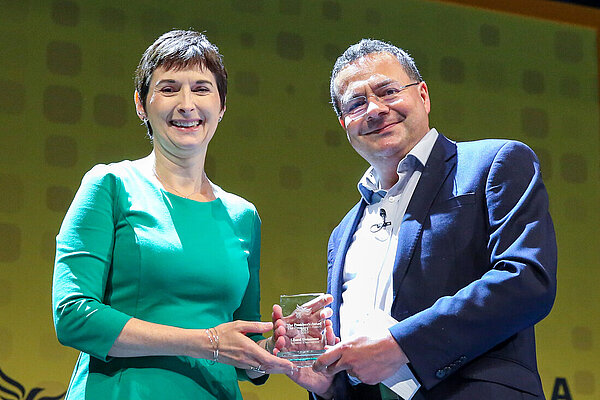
[52,165,132,361]
[390,141,557,389]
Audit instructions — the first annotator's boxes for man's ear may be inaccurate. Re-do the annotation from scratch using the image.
[419,82,431,114]
[134,91,146,120]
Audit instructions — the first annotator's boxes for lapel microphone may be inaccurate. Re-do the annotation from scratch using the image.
[370,208,391,233]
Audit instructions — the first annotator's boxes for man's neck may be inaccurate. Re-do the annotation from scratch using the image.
[376,164,401,190]
[371,128,435,190]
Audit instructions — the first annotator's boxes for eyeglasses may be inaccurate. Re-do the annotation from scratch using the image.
[340,82,420,119]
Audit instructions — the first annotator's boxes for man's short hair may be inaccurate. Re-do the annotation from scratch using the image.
[330,39,423,118]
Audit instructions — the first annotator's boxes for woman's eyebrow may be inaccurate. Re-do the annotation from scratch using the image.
[155,79,177,86]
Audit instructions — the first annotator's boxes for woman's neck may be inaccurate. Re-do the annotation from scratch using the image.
[149,150,215,201]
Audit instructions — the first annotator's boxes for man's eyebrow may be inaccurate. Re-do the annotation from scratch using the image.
[341,91,362,102]
[342,83,367,100]
[342,78,397,100]
[372,78,396,89]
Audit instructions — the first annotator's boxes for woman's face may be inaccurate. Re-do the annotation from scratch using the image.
[136,65,225,158]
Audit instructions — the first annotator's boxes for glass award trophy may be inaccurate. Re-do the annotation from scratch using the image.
[277,293,326,367]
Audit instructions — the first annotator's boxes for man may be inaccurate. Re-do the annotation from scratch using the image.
[297,39,557,399]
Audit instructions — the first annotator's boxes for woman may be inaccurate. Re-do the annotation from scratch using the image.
[52,29,294,399]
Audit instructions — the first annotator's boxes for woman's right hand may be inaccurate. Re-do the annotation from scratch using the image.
[208,320,295,374]
[106,317,293,375]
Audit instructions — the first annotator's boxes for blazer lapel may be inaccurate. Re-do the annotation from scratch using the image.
[330,200,366,336]
[392,134,457,298]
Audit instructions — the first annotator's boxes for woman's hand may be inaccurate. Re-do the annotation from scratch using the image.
[211,320,294,375]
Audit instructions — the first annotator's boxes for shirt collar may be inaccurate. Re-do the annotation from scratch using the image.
[357,128,439,205]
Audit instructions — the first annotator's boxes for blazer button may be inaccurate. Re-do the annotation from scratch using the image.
[435,369,446,379]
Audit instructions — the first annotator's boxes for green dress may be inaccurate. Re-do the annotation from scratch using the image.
[52,160,267,399]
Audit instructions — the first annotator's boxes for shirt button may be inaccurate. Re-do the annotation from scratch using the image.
[388,196,396,202]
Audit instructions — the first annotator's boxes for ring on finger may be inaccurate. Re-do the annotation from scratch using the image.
[249,364,267,374]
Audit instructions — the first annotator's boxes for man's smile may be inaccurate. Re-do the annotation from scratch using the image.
[362,120,400,135]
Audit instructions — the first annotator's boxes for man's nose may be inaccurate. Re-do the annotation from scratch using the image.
[365,96,388,117]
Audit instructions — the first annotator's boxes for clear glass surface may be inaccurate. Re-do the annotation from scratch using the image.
[277,293,326,367]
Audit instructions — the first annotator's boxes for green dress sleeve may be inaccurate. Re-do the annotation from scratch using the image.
[232,210,269,384]
[52,165,132,361]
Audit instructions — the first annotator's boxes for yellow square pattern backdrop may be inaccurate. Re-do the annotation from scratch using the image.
[0,1,598,399]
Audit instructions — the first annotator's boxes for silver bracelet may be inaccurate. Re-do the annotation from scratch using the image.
[206,328,219,364]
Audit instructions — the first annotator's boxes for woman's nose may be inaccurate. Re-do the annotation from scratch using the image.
[177,89,195,113]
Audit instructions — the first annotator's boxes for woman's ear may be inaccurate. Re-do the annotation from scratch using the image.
[134,91,146,121]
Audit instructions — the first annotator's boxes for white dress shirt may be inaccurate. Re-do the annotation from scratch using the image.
[339,129,439,396]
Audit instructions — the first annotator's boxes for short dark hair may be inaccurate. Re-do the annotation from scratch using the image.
[330,39,422,118]
[134,30,227,137]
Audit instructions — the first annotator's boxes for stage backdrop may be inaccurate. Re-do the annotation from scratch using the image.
[0,0,598,399]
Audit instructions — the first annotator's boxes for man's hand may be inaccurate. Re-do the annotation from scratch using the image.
[287,366,335,398]
[312,332,409,385]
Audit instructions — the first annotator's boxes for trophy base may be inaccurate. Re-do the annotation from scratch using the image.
[278,350,326,367]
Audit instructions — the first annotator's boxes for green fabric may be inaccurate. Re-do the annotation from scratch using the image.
[53,160,266,399]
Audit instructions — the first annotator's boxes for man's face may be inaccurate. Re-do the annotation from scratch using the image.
[334,52,431,167]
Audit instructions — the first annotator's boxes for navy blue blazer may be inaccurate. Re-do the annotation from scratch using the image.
[324,134,557,399]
